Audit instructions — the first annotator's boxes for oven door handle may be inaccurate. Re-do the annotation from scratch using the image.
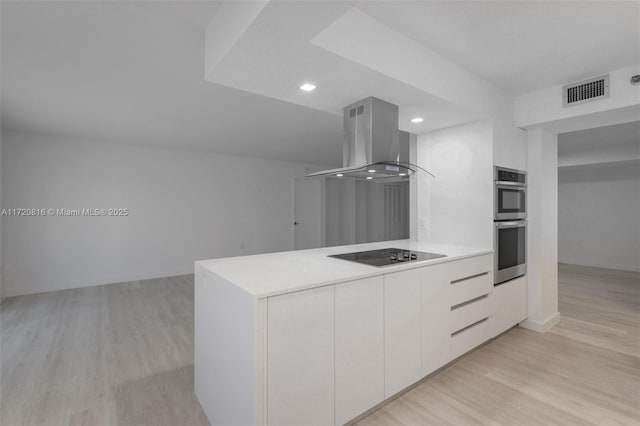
[495,181,527,187]
[495,221,527,228]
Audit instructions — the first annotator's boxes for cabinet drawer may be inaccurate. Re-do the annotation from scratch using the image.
[449,271,492,307]
[448,254,492,283]
[450,316,490,360]
[450,294,491,334]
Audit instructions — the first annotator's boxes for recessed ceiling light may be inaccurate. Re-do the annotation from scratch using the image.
[410,117,424,123]
[336,173,343,177]
[399,173,406,176]
[299,83,316,92]
[368,169,376,173]
[366,176,373,180]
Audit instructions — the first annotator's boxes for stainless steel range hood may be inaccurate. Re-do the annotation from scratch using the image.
[307,97,433,180]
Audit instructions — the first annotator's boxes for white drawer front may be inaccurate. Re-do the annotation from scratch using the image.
[449,272,492,307]
[448,254,492,283]
[450,294,491,334]
[450,317,490,360]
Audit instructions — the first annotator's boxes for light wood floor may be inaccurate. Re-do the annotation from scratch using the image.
[356,264,640,426]
[1,275,208,426]
[1,264,638,425]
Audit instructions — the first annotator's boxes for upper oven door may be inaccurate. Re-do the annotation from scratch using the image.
[495,183,526,220]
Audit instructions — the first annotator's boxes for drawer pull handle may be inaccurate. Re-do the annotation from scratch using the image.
[451,271,488,285]
[451,294,489,311]
[451,317,489,336]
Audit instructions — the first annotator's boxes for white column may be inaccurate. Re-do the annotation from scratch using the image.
[520,128,561,332]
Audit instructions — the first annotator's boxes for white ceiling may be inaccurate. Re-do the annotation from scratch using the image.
[0,1,344,166]
[206,2,482,133]
[360,1,640,95]
[2,1,639,166]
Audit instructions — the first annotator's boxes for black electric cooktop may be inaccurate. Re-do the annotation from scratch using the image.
[329,248,447,267]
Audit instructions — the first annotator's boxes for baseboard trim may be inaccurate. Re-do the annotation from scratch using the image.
[558,258,640,272]
[5,268,195,298]
[519,312,561,333]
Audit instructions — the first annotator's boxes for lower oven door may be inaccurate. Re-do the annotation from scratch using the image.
[494,221,527,285]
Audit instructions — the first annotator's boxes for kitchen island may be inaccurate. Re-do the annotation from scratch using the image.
[194,240,502,426]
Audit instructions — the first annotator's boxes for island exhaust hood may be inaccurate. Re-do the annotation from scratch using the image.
[306,97,433,180]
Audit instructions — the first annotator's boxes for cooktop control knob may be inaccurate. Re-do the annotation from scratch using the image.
[410,253,417,260]
[403,252,410,258]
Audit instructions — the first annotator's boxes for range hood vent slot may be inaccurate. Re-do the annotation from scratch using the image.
[563,74,609,107]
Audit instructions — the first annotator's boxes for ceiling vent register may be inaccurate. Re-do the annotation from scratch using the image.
[563,74,609,107]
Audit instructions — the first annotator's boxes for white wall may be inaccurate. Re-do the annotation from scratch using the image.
[559,162,640,271]
[417,119,494,248]
[2,130,325,297]
[493,115,527,171]
[0,130,4,303]
[0,0,3,303]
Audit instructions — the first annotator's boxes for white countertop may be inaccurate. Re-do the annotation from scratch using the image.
[196,240,492,298]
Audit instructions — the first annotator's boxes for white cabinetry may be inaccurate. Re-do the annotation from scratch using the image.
[195,250,503,426]
[267,286,335,426]
[421,263,450,376]
[384,268,423,397]
[447,255,493,360]
[491,276,527,337]
[335,277,384,425]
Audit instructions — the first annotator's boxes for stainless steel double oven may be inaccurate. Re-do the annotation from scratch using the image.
[494,166,527,285]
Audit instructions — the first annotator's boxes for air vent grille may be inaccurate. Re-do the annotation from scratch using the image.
[563,74,609,107]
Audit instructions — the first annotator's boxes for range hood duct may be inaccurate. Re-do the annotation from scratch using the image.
[307,96,433,180]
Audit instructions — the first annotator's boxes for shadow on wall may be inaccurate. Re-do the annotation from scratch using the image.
[559,161,640,182]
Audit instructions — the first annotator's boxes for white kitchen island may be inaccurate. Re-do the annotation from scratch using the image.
[194,240,516,426]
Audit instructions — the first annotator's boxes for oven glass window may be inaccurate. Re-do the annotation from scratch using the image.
[498,226,526,270]
[498,188,525,213]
